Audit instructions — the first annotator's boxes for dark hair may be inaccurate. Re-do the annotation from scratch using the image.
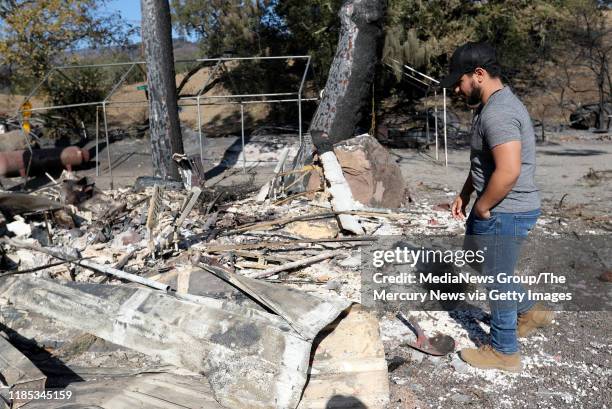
[482,62,502,78]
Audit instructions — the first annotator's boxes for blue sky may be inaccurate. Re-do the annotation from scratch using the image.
[102,1,194,41]
[105,0,142,26]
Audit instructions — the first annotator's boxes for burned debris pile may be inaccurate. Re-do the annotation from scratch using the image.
[0,131,456,408]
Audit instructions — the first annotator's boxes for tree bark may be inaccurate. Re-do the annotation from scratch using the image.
[141,0,184,180]
[309,0,385,153]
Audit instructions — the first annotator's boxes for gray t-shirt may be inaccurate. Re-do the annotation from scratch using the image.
[470,86,540,212]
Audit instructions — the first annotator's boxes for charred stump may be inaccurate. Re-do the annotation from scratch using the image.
[141,0,184,180]
[309,0,385,153]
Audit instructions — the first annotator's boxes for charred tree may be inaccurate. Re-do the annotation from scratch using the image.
[141,0,184,180]
[309,0,385,153]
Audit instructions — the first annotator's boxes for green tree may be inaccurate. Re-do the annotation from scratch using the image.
[0,0,135,91]
[274,0,344,88]
[383,0,567,89]
[170,0,280,56]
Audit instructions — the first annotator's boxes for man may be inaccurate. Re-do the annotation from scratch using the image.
[441,42,553,372]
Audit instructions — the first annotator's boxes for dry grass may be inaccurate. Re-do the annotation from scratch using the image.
[0,65,271,134]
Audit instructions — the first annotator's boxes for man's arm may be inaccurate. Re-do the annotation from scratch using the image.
[451,173,475,220]
[473,141,521,218]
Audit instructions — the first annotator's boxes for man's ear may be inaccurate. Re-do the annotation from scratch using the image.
[474,67,486,82]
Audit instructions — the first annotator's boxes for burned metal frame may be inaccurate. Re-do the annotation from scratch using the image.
[386,59,448,166]
[17,56,316,184]
[180,55,314,173]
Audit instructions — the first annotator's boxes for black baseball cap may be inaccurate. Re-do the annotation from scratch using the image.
[440,42,499,88]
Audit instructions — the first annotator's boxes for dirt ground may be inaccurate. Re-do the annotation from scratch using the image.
[384,131,612,409]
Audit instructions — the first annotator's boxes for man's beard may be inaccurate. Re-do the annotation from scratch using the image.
[466,84,482,106]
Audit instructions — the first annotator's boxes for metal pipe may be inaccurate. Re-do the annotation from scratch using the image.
[102,102,114,189]
[197,96,204,168]
[434,89,438,157]
[443,88,448,167]
[240,103,246,173]
[298,56,311,94]
[196,60,222,97]
[54,61,145,70]
[95,106,100,176]
[194,92,296,100]
[195,55,310,63]
[297,56,310,145]
[0,238,170,292]
[103,63,137,103]
[402,71,430,87]
[298,96,302,146]
[23,101,101,113]
[105,97,316,105]
[393,59,440,84]
[16,68,55,116]
[180,98,318,106]
[425,86,430,145]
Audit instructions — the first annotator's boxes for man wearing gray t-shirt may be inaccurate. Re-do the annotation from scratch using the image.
[442,42,554,371]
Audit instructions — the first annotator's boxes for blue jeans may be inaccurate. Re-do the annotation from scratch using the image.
[464,208,540,354]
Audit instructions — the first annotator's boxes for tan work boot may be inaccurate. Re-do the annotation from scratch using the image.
[517,303,554,338]
[460,345,522,372]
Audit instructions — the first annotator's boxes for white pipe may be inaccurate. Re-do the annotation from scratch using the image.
[443,88,448,167]
[241,103,246,173]
[434,89,438,154]
[102,102,113,189]
[197,96,203,168]
[95,106,99,177]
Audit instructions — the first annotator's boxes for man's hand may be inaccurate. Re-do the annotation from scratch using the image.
[451,192,470,220]
[473,200,491,220]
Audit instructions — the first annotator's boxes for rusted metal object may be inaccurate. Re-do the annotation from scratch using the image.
[397,312,456,356]
[0,147,90,177]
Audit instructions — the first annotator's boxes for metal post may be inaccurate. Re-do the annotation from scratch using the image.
[434,89,438,155]
[240,103,246,173]
[443,88,448,167]
[297,56,311,146]
[298,95,302,146]
[102,102,113,189]
[435,99,439,162]
[425,86,430,145]
[95,106,100,176]
[197,96,204,167]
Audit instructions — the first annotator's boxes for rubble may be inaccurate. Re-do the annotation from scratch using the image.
[0,161,406,408]
[0,335,46,408]
[4,130,597,408]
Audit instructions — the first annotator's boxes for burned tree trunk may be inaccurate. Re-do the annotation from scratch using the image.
[309,0,385,153]
[141,0,184,180]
